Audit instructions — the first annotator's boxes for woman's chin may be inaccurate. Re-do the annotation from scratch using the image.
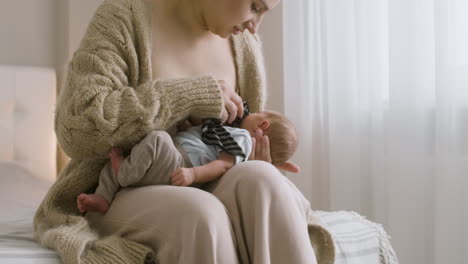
[213,30,233,39]
[209,27,237,39]
[215,30,234,38]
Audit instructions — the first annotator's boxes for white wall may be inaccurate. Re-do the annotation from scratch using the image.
[0,0,57,67]
[55,0,101,91]
[66,0,102,61]
[0,0,101,69]
[259,2,284,113]
[53,0,102,71]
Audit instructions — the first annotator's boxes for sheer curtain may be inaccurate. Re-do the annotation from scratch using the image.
[282,0,467,263]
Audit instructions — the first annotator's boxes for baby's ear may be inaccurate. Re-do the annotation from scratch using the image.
[276,161,301,173]
[260,120,270,130]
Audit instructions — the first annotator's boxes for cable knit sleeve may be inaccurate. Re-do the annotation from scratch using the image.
[55,0,224,160]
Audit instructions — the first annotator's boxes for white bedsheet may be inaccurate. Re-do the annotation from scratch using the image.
[0,162,60,264]
[0,215,60,264]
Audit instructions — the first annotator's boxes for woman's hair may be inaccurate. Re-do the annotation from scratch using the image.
[262,111,298,166]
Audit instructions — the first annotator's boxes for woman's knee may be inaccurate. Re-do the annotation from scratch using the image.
[139,186,231,232]
[226,160,285,191]
[219,161,310,212]
[180,189,231,231]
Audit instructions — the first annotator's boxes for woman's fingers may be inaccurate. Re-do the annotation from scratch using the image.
[254,129,263,159]
[231,94,244,118]
[249,137,256,160]
[250,129,272,163]
[220,108,229,124]
[225,101,238,124]
[261,135,271,163]
[218,79,244,124]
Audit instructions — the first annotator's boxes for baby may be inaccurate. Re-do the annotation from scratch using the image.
[77,110,298,214]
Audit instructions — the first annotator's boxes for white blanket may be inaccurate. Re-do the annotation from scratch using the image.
[314,210,399,264]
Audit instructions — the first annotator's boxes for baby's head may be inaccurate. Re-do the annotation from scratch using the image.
[240,111,298,166]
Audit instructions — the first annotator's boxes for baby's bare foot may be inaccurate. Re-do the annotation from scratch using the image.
[77,193,109,214]
[109,147,124,177]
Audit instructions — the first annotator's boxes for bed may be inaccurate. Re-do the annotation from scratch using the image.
[0,65,398,263]
[0,65,60,263]
[0,162,61,264]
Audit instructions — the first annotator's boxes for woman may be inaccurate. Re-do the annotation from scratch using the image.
[33,0,334,263]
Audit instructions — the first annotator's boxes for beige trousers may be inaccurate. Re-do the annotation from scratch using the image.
[86,134,317,264]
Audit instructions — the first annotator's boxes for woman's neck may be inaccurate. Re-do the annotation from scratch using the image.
[153,0,210,37]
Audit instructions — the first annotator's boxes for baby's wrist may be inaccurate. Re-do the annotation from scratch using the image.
[191,167,199,183]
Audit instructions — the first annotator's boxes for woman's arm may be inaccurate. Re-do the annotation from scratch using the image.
[55,1,224,160]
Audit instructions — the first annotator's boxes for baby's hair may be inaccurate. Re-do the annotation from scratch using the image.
[262,111,298,166]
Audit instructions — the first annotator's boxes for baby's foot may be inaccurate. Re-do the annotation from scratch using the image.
[77,193,110,214]
[109,147,124,177]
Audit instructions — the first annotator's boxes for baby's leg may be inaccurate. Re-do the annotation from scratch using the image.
[118,131,187,187]
[78,160,120,214]
[109,147,124,177]
[76,131,187,214]
[77,193,109,214]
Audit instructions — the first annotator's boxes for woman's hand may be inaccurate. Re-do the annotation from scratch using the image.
[249,129,302,173]
[218,80,244,124]
[249,129,272,163]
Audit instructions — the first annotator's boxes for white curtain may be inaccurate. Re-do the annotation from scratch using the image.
[282,1,468,263]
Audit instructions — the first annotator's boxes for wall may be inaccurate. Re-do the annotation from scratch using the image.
[0,0,57,67]
[66,0,103,62]
[0,0,101,71]
[258,2,284,113]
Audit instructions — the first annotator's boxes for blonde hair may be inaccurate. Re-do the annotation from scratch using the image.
[262,111,298,166]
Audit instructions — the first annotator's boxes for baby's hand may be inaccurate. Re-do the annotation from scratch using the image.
[171,168,195,186]
[177,119,193,132]
[188,115,203,126]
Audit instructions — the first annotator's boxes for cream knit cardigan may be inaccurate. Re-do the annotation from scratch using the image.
[33,0,335,263]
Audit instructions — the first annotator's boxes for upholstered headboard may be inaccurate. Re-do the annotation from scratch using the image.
[0,65,57,182]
